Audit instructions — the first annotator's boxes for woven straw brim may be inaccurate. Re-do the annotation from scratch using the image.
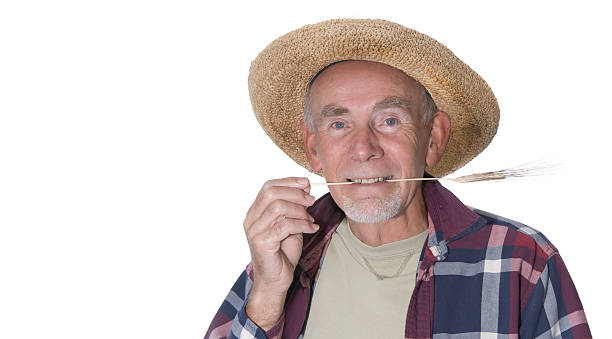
[248,18,499,177]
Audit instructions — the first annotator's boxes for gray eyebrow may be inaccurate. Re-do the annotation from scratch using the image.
[372,96,414,113]
[320,105,350,118]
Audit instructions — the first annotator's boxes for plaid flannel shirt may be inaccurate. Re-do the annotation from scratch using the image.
[204,180,591,338]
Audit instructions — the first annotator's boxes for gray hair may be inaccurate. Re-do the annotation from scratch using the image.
[303,64,439,132]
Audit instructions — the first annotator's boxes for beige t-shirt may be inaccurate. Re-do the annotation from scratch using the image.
[303,217,429,339]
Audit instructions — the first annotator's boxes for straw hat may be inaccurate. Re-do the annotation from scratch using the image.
[248,18,499,177]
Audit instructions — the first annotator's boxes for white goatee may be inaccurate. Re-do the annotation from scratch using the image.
[341,185,403,223]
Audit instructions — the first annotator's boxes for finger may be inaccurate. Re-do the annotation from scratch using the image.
[255,217,319,249]
[261,177,310,191]
[261,199,315,224]
[248,200,314,234]
[302,181,311,194]
[247,180,314,227]
[248,186,315,223]
[280,232,303,266]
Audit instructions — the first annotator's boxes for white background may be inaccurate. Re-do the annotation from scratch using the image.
[1,1,610,338]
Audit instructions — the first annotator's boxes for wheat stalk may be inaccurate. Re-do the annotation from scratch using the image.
[312,160,560,186]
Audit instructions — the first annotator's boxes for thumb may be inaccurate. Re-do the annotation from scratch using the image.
[281,233,303,267]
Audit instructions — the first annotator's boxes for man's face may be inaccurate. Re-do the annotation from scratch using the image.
[304,61,434,223]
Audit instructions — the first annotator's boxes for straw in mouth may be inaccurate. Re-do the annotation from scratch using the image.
[312,177,440,186]
[311,160,560,186]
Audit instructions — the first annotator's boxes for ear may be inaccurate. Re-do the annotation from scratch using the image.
[425,111,451,168]
[301,122,322,172]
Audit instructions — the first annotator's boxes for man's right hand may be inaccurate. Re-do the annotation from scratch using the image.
[242,177,319,330]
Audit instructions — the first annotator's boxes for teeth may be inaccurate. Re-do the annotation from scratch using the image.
[349,176,391,184]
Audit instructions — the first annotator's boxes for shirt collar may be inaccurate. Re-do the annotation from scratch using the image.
[422,178,487,260]
[299,178,487,277]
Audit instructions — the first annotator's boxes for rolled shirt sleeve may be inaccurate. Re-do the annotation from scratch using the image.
[205,266,286,339]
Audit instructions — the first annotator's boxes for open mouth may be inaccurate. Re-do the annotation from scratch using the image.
[347,176,392,184]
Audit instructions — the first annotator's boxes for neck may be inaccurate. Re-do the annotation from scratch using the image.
[346,187,429,247]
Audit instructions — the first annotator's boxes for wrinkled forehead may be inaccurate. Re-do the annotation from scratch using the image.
[307,60,424,93]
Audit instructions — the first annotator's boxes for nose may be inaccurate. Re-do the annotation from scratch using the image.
[349,126,384,162]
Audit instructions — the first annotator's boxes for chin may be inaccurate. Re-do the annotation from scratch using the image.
[341,186,403,223]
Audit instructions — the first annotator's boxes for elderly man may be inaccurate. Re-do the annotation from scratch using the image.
[205,19,591,339]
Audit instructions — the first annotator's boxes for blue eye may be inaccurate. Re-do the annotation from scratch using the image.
[385,118,398,126]
[331,121,345,129]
